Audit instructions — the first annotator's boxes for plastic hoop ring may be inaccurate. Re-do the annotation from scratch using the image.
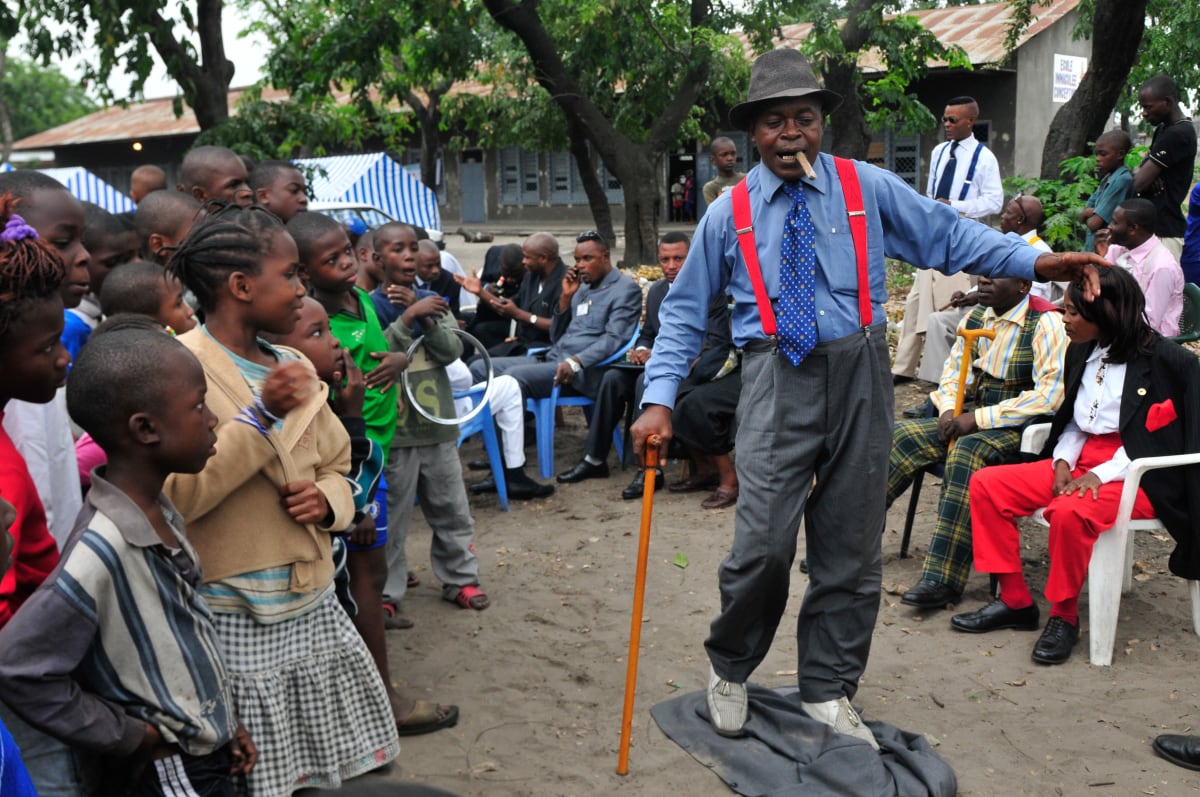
[401,328,494,426]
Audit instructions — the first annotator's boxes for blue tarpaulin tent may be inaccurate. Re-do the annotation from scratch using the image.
[0,163,136,214]
[296,153,441,232]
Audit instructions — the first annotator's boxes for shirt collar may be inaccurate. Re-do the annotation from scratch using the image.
[754,153,829,201]
[86,468,187,550]
[985,293,1031,327]
[1123,234,1162,263]
[1086,343,1111,365]
[1021,229,1042,245]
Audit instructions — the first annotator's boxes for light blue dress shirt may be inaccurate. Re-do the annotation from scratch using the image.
[643,154,1044,408]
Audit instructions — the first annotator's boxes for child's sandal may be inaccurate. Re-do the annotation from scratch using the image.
[450,585,490,611]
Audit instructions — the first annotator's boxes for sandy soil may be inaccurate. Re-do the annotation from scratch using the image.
[364,233,1200,796]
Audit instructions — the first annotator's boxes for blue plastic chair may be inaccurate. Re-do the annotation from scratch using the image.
[525,326,640,479]
[456,385,508,511]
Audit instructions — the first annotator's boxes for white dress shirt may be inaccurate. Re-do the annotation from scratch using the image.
[1052,345,1130,483]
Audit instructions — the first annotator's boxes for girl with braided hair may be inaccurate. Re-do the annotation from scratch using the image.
[163,204,399,795]
[0,192,84,797]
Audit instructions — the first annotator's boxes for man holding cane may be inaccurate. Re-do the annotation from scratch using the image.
[632,48,1105,748]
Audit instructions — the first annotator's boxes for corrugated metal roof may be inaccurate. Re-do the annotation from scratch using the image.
[773,0,1080,72]
[15,0,1078,151]
[12,86,293,150]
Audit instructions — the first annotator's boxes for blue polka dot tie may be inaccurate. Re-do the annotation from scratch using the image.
[778,182,818,366]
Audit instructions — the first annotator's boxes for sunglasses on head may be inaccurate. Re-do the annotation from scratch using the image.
[942,116,961,124]
[576,230,605,245]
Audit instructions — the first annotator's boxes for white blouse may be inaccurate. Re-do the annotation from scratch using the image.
[1051,345,1130,483]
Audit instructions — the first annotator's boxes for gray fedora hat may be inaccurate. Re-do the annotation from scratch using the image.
[728,48,843,130]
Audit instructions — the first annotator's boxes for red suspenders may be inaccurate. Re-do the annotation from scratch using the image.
[730,156,872,337]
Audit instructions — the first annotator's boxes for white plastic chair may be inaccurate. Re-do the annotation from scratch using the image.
[1019,423,1200,665]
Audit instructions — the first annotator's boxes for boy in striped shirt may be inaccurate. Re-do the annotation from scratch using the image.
[0,323,255,796]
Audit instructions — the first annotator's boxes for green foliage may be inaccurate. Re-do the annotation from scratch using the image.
[799,1,972,137]
[194,88,411,160]
[0,57,97,140]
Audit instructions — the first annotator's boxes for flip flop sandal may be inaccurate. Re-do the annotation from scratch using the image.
[395,701,460,737]
[449,584,490,611]
[382,601,414,629]
[407,572,421,588]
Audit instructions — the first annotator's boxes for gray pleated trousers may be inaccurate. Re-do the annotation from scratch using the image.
[705,324,892,702]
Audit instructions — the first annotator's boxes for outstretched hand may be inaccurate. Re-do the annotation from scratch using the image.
[1033,252,1107,301]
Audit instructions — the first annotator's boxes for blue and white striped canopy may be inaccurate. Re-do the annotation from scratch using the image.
[41,167,136,213]
[0,163,136,214]
[295,153,440,232]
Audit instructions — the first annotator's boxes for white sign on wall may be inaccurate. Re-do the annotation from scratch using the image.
[1053,54,1087,103]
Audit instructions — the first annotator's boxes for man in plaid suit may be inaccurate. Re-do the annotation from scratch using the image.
[889,274,1068,610]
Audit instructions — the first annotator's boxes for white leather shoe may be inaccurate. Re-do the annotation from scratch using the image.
[800,696,880,750]
[706,665,748,736]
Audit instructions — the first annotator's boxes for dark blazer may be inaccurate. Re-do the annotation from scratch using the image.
[636,279,670,350]
[514,259,567,347]
[1041,337,1200,578]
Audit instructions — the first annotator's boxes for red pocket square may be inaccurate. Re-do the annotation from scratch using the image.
[1146,398,1177,433]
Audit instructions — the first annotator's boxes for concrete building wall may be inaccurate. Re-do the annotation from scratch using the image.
[1012,8,1089,179]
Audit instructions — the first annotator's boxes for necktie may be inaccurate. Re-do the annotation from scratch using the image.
[777,182,818,366]
[934,141,958,200]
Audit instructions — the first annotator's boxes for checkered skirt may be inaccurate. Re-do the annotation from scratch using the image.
[213,592,399,796]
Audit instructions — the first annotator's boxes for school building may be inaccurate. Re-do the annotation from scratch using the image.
[10,0,1088,229]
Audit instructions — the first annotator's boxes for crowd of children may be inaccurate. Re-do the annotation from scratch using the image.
[0,147,486,796]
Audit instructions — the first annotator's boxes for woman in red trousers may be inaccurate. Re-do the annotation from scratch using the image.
[950,265,1200,665]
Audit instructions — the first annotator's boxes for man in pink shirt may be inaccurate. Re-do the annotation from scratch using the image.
[1103,198,1184,337]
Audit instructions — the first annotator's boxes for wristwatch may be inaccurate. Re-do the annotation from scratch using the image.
[528,313,539,325]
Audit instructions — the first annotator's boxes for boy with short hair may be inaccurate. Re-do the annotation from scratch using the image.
[100,260,197,335]
[249,160,309,222]
[371,222,491,609]
[702,137,745,204]
[178,145,253,208]
[0,326,256,795]
[134,190,203,264]
[1079,129,1134,253]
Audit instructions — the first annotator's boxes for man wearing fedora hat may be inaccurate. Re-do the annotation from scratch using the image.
[634,48,1107,748]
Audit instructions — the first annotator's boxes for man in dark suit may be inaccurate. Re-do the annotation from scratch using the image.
[557,233,690,497]
[467,232,642,402]
[457,232,566,355]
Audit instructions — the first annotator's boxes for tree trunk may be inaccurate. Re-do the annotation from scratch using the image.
[404,84,449,190]
[566,118,615,246]
[148,0,234,129]
[823,60,872,159]
[1039,0,1149,178]
[483,0,711,266]
[613,147,660,267]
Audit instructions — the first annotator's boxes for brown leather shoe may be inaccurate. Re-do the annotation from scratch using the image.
[669,472,720,493]
[701,486,738,510]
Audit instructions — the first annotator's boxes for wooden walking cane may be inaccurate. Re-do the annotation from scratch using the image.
[617,434,662,776]
[952,328,996,425]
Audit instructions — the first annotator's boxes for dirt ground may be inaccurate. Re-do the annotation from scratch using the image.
[365,231,1200,796]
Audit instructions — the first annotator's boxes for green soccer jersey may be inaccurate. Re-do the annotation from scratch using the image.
[328,287,398,452]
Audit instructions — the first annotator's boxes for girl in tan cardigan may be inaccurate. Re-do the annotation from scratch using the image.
[164,206,398,795]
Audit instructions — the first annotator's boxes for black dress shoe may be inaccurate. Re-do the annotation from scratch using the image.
[467,459,491,471]
[902,399,934,419]
[469,475,497,494]
[1031,616,1078,665]
[799,558,809,574]
[901,579,963,609]
[621,467,663,500]
[506,476,556,500]
[893,374,915,385]
[1153,734,1200,771]
[951,599,1040,634]
[557,459,610,484]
